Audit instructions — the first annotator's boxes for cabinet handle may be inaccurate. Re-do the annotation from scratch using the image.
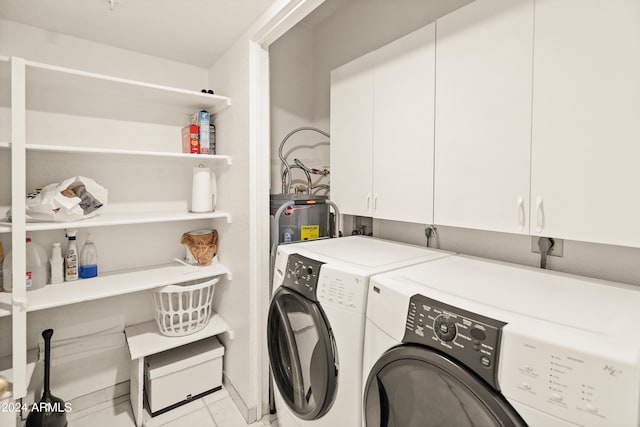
[517,196,525,230]
[373,194,378,211]
[366,193,372,212]
[536,196,544,233]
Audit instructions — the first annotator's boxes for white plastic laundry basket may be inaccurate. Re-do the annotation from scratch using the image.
[152,277,219,337]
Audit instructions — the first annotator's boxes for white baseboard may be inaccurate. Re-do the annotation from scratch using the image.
[35,375,258,425]
[66,381,129,421]
[223,373,257,424]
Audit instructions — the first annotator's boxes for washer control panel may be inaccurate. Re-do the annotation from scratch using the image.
[316,267,364,312]
[283,253,325,301]
[403,294,506,389]
[499,331,638,427]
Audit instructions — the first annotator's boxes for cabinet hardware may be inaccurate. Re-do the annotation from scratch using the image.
[535,196,544,233]
[517,196,525,230]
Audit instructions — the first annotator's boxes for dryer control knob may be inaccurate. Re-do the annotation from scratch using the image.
[434,315,457,342]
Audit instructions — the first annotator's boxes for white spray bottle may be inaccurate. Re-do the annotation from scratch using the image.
[50,242,64,284]
[65,229,79,281]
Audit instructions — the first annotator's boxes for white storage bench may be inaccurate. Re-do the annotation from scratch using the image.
[145,337,224,416]
[125,315,232,426]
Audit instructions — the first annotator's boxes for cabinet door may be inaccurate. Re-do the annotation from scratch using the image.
[531,0,640,247]
[330,54,375,217]
[434,0,534,234]
[372,24,436,224]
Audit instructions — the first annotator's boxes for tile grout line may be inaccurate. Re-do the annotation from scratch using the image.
[203,396,220,427]
[153,398,209,427]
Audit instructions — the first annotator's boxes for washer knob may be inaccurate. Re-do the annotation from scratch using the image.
[292,264,302,280]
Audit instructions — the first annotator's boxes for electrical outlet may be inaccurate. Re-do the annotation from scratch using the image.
[531,237,563,257]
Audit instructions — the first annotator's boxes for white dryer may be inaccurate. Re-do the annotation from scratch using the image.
[268,236,452,427]
[363,255,640,427]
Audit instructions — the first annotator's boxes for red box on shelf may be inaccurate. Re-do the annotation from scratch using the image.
[181,124,200,154]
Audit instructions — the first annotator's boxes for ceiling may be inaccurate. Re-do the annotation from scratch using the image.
[0,0,279,68]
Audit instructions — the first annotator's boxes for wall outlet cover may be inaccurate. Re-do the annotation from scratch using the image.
[531,236,563,257]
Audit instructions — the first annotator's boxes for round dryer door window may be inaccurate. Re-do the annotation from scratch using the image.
[364,345,526,427]
[267,287,338,420]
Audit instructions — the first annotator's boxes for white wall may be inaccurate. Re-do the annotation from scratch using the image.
[270,23,330,195]
[0,19,207,88]
[206,33,257,421]
[374,220,640,287]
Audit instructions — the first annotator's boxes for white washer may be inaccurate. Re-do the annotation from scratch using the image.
[363,255,640,427]
[268,236,452,427]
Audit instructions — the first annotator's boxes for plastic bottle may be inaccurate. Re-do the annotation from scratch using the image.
[65,229,79,281]
[50,243,64,284]
[2,238,48,292]
[79,233,98,279]
[27,238,49,289]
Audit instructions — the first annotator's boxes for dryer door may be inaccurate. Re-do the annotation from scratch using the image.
[267,286,338,421]
[364,345,527,427]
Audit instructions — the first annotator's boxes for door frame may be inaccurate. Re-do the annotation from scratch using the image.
[248,0,325,420]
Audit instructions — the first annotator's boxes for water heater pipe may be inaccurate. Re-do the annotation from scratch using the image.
[278,127,330,194]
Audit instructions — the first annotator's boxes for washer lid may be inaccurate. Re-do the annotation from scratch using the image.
[278,236,451,276]
[369,254,640,336]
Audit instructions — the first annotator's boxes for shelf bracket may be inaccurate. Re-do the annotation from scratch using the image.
[12,297,27,311]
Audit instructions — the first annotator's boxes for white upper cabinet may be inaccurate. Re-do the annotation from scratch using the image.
[372,24,435,224]
[433,0,534,234]
[330,52,375,217]
[531,0,640,247]
[331,24,436,224]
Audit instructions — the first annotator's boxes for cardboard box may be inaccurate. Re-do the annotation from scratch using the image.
[191,111,210,154]
[144,337,224,416]
[181,124,199,154]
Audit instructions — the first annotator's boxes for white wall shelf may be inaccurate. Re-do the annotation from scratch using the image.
[125,315,231,360]
[0,261,231,314]
[25,60,231,123]
[25,144,232,165]
[5,54,235,407]
[22,209,231,231]
[0,349,38,402]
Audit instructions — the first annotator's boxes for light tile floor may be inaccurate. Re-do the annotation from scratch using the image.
[67,388,278,427]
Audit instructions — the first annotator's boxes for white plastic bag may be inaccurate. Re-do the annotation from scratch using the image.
[21,176,108,222]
